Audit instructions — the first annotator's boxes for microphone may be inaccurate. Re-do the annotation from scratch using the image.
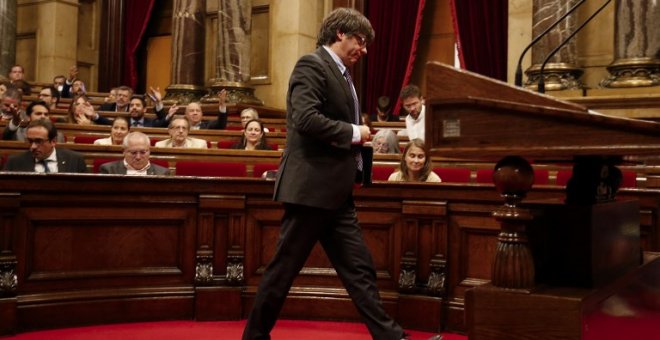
[538,0,613,93]
[514,0,587,87]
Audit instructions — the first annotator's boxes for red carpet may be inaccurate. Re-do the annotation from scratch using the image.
[6,320,467,340]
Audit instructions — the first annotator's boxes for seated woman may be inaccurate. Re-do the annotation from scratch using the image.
[67,93,111,125]
[388,139,441,182]
[155,116,208,148]
[372,128,400,154]
[94,116,130,146]
[231,119,272,150]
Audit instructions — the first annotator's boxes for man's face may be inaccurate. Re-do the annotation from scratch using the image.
[335,32,367,67]
[1,96,20,119]
[53,77,65,88]
[29,104,49,121]
[169,119,189,144]
[129,98,145,119]
[26,126,55,161]
[124,137,150,170]
[185,103,203,124]
[9,66,24,81]
[402,96,423,119]
[38,88,56,107]
[240,111,256,128]
[116,90,131,108]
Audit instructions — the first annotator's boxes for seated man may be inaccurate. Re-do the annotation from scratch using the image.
[396,84,425,141]
[155,116,208,148]
[126,95,168,127]
[99,84,132,112]
[3,100,65,142]
[370,96,398,122]
[38,85,61,110]
[3,119,87,173]
[153,88,228,130]
[1,86,25,123]
[100,131,169,175]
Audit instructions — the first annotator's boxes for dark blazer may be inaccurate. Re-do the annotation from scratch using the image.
[273,47,359,210]
[100,160,170,175]
[196,111,228,129]
[99,102,127,112]
[128,107,169,128]
[3,148,87,173]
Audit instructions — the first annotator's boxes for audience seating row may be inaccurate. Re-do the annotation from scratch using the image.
[371,165,638,187]
[90,158,279,178]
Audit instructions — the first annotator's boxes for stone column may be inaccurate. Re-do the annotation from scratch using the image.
[203,0,262,105]
[601,0,660,88]
[524,0,584,91]
[164,0,207,105]
[36,1,79,83]
[0,0,17,77]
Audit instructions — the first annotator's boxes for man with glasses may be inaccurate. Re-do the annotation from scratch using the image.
[100,131,169,175]
[100,85,133,112]
[396,84,426,142]
[38,85,60,110]
[2,119,86,173]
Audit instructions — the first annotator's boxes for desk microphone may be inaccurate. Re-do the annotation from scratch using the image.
[538,0,613,93]
[514,0,587,87]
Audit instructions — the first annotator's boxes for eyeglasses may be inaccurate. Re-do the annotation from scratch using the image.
[353,34,367,47]
[38,93,52,98]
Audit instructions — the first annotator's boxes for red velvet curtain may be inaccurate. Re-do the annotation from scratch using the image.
[365,0,426,118]
[450,0,508,81]
[122,0,156,89]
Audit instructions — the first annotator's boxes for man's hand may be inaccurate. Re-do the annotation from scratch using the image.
[358,125,371,143]
[148,86,163,104]
[68,65,78,82]
[218,89,227,111]
[167,103,179,119]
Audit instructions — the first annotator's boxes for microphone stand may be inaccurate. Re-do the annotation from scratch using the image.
[538,0,613,93]
[514,0,587,87]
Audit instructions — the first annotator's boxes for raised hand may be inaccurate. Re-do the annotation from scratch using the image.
[218,89,227,106]
[68,65,79,81]
[167,103,179,119]
[148,86,163,103]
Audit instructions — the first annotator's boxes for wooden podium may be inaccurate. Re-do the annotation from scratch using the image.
[424,62,660,339]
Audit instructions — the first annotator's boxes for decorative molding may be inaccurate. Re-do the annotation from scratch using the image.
[195,255,214,284]
[0,260,18,296]
[398,251,416,291]
[226,256,244,285]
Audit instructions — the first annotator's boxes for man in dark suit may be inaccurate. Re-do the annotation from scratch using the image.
[99,85,132,112]
[243,8,438,340]
[3,119,87,173]
[125,95,168,128]
[150,88,228,130]
[100,131,169,175]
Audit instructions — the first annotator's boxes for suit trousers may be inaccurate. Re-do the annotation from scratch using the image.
[242,200,404,340]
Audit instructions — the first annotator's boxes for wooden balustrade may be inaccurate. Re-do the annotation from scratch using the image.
[0,174,657,335]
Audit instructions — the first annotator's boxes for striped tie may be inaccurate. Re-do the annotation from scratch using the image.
[344,69,363,172]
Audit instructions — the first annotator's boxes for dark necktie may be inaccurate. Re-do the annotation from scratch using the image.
[343,69,363,171]
[40,159,50,173]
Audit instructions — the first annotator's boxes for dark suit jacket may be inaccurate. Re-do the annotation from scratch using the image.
[3,148,87,173]
[273,47,359,210]
[100,160,170,175]
[197,111,228,129]
[128,107,169,128]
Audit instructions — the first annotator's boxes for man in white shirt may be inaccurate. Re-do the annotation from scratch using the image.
[100,132,169,175]
[397,84,425,142]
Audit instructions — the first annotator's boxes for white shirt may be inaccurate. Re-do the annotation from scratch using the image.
[398,105,426,141]
[35,149,59,173]
[124,159,151,176]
